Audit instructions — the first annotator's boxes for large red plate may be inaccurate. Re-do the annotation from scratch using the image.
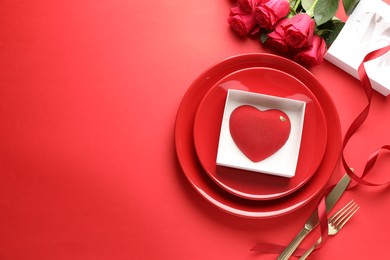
[175,53,341,218]
[194,67,327,200]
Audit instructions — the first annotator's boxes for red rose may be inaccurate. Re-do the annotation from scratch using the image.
[282,13,315,49]
[255,0,290,31]
[264,18,289,53]
[293,35,327,66]
[228,7,257,37]
[238,0,260,14]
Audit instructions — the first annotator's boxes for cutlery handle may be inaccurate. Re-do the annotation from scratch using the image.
[299,237,322,260]
[277,227,310,260]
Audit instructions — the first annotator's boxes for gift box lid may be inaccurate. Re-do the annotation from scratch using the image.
[325,0,390,96]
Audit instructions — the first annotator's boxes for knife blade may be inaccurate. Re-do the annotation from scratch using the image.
[277,173,351,260]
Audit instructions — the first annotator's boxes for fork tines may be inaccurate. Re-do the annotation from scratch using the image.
[329,200,360,230]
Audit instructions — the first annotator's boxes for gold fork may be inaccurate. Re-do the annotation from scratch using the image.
[299,200,360,259]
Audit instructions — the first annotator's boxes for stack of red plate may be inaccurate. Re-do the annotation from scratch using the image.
[175,53,342,218]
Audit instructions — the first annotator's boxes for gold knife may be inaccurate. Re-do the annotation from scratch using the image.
[277,173,351,260]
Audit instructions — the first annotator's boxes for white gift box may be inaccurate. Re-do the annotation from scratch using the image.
[216,89,306,178]
[325,0,390,96]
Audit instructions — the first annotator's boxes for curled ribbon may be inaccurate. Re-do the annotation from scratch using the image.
[342,44,390,186]
[251,44,390,257]
[312,44,390,258]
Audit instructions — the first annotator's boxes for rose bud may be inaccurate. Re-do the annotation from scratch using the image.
[293,35,327,66]
[238,0,261,14]
[264,18,289,53]
[228,6,257,37]
[255,0,290,31]
[282,13,315,49]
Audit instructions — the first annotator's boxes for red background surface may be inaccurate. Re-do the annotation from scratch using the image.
[1,0,390,259]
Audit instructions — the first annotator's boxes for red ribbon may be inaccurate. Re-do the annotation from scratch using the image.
[310,44,390,258]
[342,45,390,186]
[251,44,390,257]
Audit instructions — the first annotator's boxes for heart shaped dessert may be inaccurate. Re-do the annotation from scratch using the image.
[229,105,291,162]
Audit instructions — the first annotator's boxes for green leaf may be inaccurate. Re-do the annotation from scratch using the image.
[289,0,303,13]
[313,0,339,26]
[343,0,360,15]
[316,19,345,47]
[260,31,268,44]
[289,0,298,8]
[301,0,316,16]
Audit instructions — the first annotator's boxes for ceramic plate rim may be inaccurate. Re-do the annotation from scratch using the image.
[193,66,327,200]
[174,53,341,218]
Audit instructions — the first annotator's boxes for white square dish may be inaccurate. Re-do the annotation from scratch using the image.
[216,89,306,178]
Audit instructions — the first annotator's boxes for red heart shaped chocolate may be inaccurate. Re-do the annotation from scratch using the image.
[229,105,291,162]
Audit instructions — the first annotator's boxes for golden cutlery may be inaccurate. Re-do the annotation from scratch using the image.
[277,173,351,260]
[299,199,359,259]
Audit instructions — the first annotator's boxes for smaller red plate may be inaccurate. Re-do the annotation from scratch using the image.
[193,67,327,200]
